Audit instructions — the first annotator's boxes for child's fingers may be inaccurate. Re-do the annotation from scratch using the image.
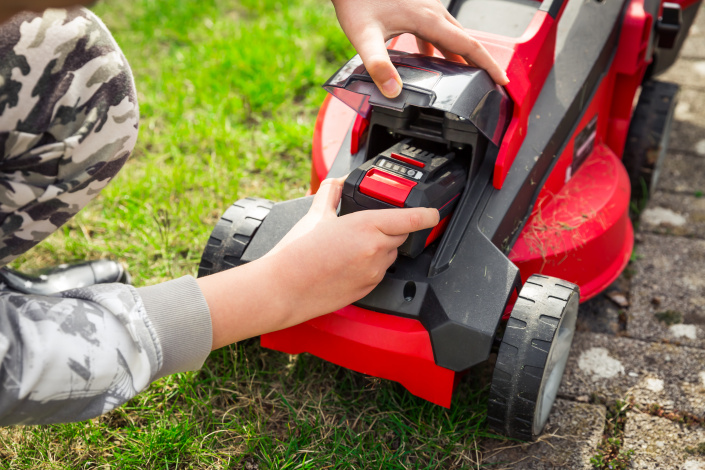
[368,207,440,236]
[416,37,435,56]
[415,19,508,85]
[416,37,468,65]
[386,233,410,248]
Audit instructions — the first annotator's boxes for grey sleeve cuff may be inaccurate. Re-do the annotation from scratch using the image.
[137,275,212,378]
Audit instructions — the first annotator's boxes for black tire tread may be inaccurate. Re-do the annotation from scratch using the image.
[623,80,679,203]
[198,198,274,278]
[487,274,579,441]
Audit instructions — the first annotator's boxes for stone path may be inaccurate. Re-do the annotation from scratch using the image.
[481,7,705,468]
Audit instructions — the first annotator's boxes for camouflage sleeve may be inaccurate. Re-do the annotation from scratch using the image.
[0,9,214,425]
[0,277,212,426]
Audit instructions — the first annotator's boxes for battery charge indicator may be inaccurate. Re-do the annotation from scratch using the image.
[377,158,423,180]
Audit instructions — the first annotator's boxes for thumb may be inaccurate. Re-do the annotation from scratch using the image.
[366,207,440,236]
[353,28,403,99]
[309,177,345,216]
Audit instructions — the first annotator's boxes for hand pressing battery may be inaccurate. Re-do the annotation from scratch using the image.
[340,138,467,258]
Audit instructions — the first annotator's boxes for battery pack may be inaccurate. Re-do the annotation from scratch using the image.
[340,138,467,258]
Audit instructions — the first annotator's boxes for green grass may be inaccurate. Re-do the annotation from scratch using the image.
[1,0,505,467]
[1,340,498,468]
[590,400,635,470]
[12,0,352,284]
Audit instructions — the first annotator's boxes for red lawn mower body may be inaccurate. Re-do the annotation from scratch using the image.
[261,0,699,408]
[200,0,700,440]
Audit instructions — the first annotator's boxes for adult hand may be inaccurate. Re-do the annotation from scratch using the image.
[202,178,439,349]
[330,0,509,99]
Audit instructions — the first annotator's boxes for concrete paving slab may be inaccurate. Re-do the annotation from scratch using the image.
[576,276,629,336]
[691,6,705,33]
[669,88,705,154]
[623,412,705,470]
[559,332,705,415]
[658,58,705,89]
[627,233,705,348]
[639,193,705,237]
[682,7,705,59]
[481,399,606,470]
[670,121,705,156]
[577,293,622,335]
[658,151,705,194]
[682,35,705,59]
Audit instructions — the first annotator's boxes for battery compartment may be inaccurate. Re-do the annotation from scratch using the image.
[339,105,491,258]
[365,106,489,187]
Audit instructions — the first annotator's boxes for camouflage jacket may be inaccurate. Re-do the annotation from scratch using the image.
[0,9,212,425]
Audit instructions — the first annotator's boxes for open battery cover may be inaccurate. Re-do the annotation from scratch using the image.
[322,50,513,146]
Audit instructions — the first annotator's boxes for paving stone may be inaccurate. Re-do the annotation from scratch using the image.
[682,34,705,59]
[693,4,705,31]
[627,234,705,347]
[623,412,705,470]
[670,121,705,156]
[658,151,705,195]
[559,332,705,415]
[481,399,606,470]
[682,6,705,59]
[659,58,705,89]
[639,192,705,237]
[576,277,629,335]
[577,293,622,335]
[669,88,705,155]
[690,6,705,33]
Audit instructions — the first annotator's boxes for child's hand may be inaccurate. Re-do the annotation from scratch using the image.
[201,178,439,349]
[330,0,509,99]
[267,177,439,315]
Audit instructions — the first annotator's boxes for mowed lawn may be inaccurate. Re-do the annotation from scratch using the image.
[0,0,503,467]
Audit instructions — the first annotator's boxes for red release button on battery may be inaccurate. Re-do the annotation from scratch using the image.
[359,168,417,207]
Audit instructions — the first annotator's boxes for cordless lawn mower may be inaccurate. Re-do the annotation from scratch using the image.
[198,0,698,440]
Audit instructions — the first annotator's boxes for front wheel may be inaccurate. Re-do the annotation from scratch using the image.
[487,274,580,440]
[198,198,273,278]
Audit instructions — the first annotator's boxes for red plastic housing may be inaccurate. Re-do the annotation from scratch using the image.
[261,306,456,407]
[359,169,417,207]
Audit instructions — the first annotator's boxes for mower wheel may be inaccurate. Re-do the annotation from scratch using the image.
[622,80,679,205]
[198,198,273,278]
[487,274,579,441]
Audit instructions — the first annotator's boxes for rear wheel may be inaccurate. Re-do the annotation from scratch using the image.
[623,80,679,207]
[198,198,273,278]
[487,274,580,441]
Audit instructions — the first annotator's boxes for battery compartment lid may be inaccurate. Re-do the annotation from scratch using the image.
[323,50,512,146]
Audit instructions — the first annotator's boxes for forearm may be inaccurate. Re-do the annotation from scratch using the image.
[198,256,298,350]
